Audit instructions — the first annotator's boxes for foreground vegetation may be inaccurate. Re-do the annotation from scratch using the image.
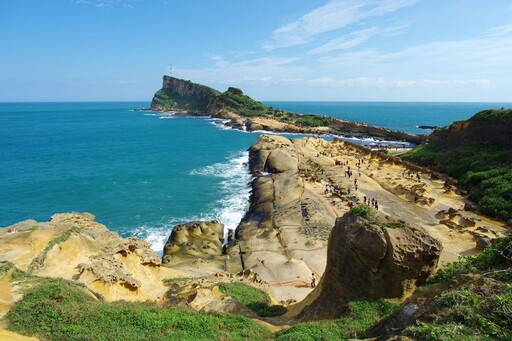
[4,275,398,341]
[4,232,511,340]
[5,278,272,341]
[274,300,397,341]
[218,282,286,317]
[402,233,512,340]
[350,205,407,229]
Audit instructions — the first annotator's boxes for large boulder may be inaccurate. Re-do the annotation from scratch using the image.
[290,210,443,320]
[248,135,297,174]
[162,221,224,264]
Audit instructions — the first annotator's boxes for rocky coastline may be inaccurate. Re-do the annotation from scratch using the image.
[150,76,424,145]
[1,131,510,339]
[2,88,511,339]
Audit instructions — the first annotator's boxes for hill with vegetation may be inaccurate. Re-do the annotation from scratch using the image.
[150,76,423,144]
[403,108,512,221]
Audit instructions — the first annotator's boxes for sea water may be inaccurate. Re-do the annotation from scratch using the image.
[0,101,509,252]
[265,101,510,135]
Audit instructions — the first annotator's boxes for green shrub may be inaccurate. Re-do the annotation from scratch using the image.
[218,282,285,317]
[294,115,332,127]
[274,300,397,341]
[428,233,512,284]
[403,143,512,221]
[350,205,407,229]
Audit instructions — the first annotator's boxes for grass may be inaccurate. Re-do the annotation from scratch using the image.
[427,232,512,284]
[162,277,195,284]
[471,108,512,125]
[404,324,483,341]
[5,277,400,341]
[5,278,272,341]
[413,233,512,340]
[274,300,397,341]
[402,283,512,340]
[153,89,210,112]
[350,205,407,229]
[218,282,286,317]
[218,89,269,118]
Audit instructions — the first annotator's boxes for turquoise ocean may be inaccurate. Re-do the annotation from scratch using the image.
[1,101,509,252]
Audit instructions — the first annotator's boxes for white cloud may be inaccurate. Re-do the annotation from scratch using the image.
[319,26,512,79]
[264,0,417,49]
[307,24,408,55]
[173,55,304,88]
[73,0,135,8]
[308,27,380,55]
[304,77,491,89]
[487,23,512,36]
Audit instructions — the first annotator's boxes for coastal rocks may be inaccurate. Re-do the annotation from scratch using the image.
[231,135,339,302]
[289,211,442,320]
[429,109,512,149]
[464,201,479,212]
[0,213,173,302]
[248,135,296,173]
[151,76,424,144]
[436,209,476,230]
[160,220,245,274]
[162,221,224,263]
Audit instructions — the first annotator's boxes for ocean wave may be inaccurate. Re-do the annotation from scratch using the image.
[208,118,232,130]
[132,151,252,253]
[189,151,252,242]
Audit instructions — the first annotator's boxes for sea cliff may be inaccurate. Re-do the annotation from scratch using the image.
[151,75,424,144]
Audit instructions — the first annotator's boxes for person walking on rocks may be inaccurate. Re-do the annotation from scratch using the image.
[310,273,316,288]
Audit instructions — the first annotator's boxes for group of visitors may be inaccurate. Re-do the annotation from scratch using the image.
[363,196,379,210]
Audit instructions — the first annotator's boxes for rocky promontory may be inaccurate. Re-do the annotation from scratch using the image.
[151,75,424,144]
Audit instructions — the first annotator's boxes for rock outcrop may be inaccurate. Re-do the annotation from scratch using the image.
[0,213,175,302]
[150,76,218,112]
[288,210,443,321]
[150,76,423,144]
[429,108,512,149]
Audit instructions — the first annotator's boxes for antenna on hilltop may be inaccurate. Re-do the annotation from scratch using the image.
[168,65,173,76]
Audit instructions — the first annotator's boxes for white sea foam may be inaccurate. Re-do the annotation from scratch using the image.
[189,151,252,242]
[133,151,252,253]
[208,118,232,130]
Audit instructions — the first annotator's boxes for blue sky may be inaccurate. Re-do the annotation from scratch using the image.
[1,0,512,102]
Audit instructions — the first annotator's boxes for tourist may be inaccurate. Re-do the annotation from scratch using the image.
[310,273,316,288]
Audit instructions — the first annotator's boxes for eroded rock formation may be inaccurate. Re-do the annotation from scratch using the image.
[288,211,443,321]
[0,213,174,302]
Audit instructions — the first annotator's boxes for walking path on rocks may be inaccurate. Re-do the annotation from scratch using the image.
[229,135,508,305]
